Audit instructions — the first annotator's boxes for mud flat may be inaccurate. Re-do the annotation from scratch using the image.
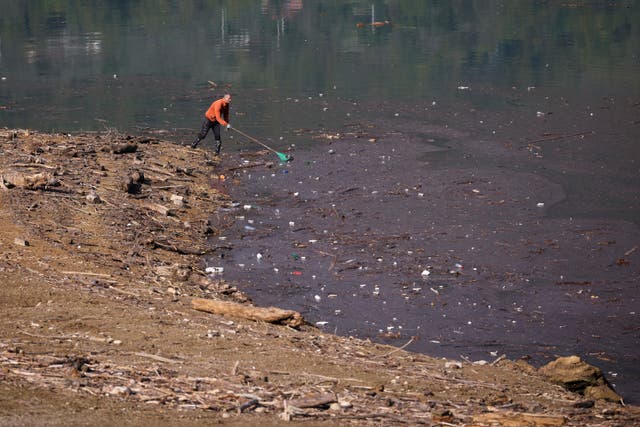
[1,128,638,425]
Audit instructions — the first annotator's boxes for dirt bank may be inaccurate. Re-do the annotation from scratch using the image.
[1,129,638,426]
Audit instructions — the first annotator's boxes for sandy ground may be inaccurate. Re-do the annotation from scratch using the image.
[1,128,639,426]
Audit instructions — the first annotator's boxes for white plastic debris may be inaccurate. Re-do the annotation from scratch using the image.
[205,266,224,275]
[537,202,545,207]
[421,269,431,278]
[315,321,329,326]
[314,295,321,302]
[106,386,131,396]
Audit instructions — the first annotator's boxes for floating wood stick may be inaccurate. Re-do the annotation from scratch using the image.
[525,131,592,145]
[191,298,305,328]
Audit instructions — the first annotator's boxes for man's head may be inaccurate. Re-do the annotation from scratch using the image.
[223,93,231,103]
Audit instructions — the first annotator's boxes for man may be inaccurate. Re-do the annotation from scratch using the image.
[192,93,231,155]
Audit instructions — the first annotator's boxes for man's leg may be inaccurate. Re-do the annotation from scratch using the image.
[212,122,222,155]
[192,119,212,148]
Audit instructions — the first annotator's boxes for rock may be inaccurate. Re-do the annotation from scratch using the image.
[105,385,132,396]
[2,171,57,190]
[170,194,184,207]
[111,142,138,154]
[584,384,623,403]
[122,177,141,194]
[86,191,101,203]
[514,359,538,375]
[13,237,29,247]
[432,409,455,423]
[539,356,622,402]
[155,264,191,282]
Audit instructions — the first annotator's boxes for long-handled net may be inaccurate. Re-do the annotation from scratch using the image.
[231,127,291,162]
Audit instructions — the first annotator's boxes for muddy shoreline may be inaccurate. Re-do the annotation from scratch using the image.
[214,96,640,404]
[1,128,639,425]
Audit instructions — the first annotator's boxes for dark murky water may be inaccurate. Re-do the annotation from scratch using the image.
[2,1,639,401]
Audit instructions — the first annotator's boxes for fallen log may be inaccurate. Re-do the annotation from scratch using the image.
[191,298,305,328]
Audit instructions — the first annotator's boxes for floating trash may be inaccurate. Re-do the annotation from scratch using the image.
[205,266,224,275]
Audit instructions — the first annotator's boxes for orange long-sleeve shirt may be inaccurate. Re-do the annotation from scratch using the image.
[205,98,230,126]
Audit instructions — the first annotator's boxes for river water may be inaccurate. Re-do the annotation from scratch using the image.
[1,1,639,402]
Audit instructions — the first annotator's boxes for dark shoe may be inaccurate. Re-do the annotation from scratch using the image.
[215,140,222,155]
[191,139,200,148]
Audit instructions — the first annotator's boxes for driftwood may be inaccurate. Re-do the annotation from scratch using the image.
[227,162,266,172]
[471,411,566,427]
[110,142,138,154]
[149,240,206,255]
[287,393,336,409]
[61,270,112,278]
[1,171,57,190]
[12,163,58,170]
[132,351,182,364]
[192,298,305,328]
[122,170,146,194]
[141,201,175,216]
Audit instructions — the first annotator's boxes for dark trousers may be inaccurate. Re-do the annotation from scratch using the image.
[197,118,221,141]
